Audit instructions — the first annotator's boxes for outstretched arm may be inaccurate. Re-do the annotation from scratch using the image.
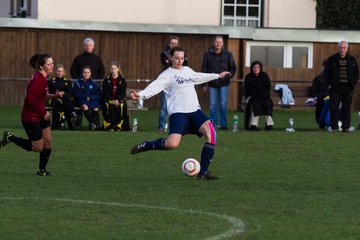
[219,71,231,78]
[193,71,231,85]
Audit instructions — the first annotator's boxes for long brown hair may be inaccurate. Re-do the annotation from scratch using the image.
[109,61,125,78]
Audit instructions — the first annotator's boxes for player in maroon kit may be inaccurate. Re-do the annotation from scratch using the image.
[0,53,63,176]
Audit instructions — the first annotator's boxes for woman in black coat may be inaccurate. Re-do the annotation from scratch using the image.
[244,61,274,131]
[102,61,129,131]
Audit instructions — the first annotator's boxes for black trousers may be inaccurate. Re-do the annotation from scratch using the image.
[102,102,129,130]
[329,85,353,129]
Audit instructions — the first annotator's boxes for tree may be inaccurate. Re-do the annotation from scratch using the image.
[316,0,360,29]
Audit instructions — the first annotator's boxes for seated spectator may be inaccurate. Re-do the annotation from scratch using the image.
[311,58,329,127]
[244,60,274,131]
[72,66,102,130]
[102,61,129,131]
[47,64,75,130]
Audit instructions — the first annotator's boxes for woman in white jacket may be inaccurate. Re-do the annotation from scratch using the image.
[130,46,230,180]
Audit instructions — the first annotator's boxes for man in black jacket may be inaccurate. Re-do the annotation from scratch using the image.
[324,40,359,132]
[201,36,236,130]
[70,38,105,80]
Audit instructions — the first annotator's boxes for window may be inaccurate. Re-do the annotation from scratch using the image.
[246,42,313,68]
[222,0,261,27]
[9,0,32,18]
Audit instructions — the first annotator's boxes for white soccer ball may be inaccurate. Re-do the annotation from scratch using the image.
[181,158,201,177]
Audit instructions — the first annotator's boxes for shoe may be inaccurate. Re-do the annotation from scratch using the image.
[342,128,351,133]
[249,125,261,131]
[327,127,338,133]
[197,172,219,180]
[90,123,97,130]
[265,125,274,131]
[36,169,53,176]
[219,126,228,130]
[0,131,12,150]
[104,126,114,131]
[130,141,148,154]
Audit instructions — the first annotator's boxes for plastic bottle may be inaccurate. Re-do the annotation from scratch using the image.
[132,118,138,132]
[286,117,295,132]
[164,123,168,132]
[138,99,144,109]
[60,113,66,129]
[232,114,239,132]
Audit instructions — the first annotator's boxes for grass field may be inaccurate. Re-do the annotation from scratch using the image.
[0,106,360,240]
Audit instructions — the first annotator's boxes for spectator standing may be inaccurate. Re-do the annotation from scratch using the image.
[158,36,189,133]
[130,47,231,180]
[72,66,102,130]
[70,38,105,80]
[0,53,64,176]
[102,61,129,131]
[201,36,236,130]
[244,61,274,131]
[324,40,359,132]
[48,64,75,130]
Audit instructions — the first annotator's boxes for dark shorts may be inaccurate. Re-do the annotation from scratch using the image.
[22,119,51,141]
[169,109,210,136]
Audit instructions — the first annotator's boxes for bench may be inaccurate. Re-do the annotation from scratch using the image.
[125,89,148,124]
[271,84,313,108]
[240,80,313,109]
[45,88,148,129]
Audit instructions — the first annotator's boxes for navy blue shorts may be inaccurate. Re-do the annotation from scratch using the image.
[22,119,51,141]
[169,109,210,136]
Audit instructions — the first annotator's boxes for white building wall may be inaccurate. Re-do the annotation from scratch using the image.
[37,0,221,26]
[264,0,316,29]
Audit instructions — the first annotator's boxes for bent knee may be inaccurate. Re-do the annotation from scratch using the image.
[32,145,44,152]
[165,141,180,149]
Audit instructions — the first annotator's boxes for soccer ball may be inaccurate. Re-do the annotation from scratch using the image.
[181,158,201,177]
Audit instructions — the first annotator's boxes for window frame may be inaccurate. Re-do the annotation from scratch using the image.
[245,41,313,68]
[221,0,262,27]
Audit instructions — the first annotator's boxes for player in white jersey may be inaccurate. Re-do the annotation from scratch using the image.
[130,46,231,180]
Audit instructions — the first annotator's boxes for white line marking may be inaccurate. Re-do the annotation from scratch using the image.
[2,197,245,240]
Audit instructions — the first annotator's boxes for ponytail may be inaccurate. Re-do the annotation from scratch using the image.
[29,53,52,69]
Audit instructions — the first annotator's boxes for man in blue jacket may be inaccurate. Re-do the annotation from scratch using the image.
[201,36,236,130]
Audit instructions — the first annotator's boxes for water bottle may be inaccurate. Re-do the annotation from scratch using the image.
[286,117,295,132]
[232,114,239,132]
[132,118,138,132]
[60,113,66,129]
[164,123,168,132]
[138,99,144,109]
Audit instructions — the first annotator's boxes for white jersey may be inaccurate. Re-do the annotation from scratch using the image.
[139,66,220,116]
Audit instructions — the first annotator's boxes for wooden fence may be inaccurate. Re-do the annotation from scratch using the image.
[1,28,360,110]
[1,77,359,111]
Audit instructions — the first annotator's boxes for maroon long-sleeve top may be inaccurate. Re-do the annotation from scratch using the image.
[21,71,48,122]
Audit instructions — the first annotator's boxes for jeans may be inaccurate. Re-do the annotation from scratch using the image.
[209,86,228,127]
[158,91,168,130]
